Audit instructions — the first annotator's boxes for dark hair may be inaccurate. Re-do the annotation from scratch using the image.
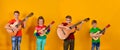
[37,16,44,24]
[14,11,20,14]
[92,20,97,24]
[66,15,72,19]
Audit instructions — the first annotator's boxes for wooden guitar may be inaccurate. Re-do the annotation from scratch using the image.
[6,12,34,36]
[57,18,90,40]
[92,24,110,40]
[38,21,55,36]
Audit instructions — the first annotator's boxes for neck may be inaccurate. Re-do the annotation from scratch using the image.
[15,18,19,21]
[39,24,43,26]
[66,22,71,24]
[93,27,97,28]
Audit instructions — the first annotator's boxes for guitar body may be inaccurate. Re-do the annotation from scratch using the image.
[38,28,46,36]
[6,29,16,36]
[57,18,90,40]
[92,24,110,40]
[92,31,101,40]
[57,23,75,40]
[6,12,34,37]
[6,21,22,36]
[37,21,55,36]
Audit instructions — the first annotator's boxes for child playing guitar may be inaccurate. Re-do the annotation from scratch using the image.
[90,20,110,50]
[34,16,54,50]
[57,15,84,50]
[5,11,33,50]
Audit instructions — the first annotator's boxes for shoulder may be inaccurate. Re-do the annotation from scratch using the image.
[90,27,93,30]
[62,22,68,26]
[10,19,15,21]
[43,25,46,27]
[35,25,39,29]
[8,19,15,23]
[96,27,101,30]
[90,27,94,32]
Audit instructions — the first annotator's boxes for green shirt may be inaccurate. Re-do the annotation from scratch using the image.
[90,27,101,43]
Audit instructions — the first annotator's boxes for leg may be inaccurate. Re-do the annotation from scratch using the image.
[41,39,46,50]
[17,37,22,50]
[64,40,70,50]
[36,38,42,50]
[12,37,17,50]
[96,42,100,50]
[70,39,74,50]
[91,43,96,50]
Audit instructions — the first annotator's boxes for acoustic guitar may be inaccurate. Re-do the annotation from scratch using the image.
[38,21,55,36]
[57,18,90,40]
[6,12,34,36]
[92,24,110,40]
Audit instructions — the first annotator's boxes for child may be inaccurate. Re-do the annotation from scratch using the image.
[5,11,26,50]
[90,20,104,50]
[34,16,50,50]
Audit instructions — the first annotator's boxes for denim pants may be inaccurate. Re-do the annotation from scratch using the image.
[91,42,100,50]
[12,36,22,50]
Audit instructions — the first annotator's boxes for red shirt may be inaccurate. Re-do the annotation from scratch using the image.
[62,22,76,40]
[8,19,24,36]
[35,25,46,34]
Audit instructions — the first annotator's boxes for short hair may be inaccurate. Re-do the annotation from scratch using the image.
[92,20,97,24]
[14,10,20,14]
[66,15,72,19]
[37,16,44,24]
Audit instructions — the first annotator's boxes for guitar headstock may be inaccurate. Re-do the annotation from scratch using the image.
[26,12,34,18]
[50,21,55,25]
[83,18,90,22]
[105,24,111,28]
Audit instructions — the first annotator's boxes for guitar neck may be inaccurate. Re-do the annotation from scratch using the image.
[69,21,82,29]
[44,25,50,31]
[15,17,27,27]
[100,28,106,34]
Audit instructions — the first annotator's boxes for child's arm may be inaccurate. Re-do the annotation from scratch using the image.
[45,27,50,35]
[34,29,40,36]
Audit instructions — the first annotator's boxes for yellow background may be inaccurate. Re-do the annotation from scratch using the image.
[0,0,120,50]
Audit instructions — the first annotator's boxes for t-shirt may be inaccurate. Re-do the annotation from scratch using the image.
[34,25,50,39]
[90,27,101,43]
[62,22,76,40]
[8,19,24,37]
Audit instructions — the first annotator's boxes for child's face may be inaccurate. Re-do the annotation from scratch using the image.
[39,19,44,25]
[92,23,97,27]
[14,13,19,20]
[66,18,71,23]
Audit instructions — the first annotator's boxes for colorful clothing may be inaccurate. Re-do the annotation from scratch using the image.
[34,25,50,50]
[90,27,101,50]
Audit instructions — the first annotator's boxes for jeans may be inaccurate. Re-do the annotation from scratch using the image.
[91,42,100,50]
[12,36,22,50]
[64,39,74,50]
[36,38,46,50]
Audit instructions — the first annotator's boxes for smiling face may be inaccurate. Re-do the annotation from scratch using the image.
[92,20,97,28]
[66,18,71,23]
[14,11,20,20]
[38,19,44,25]
[14,13,19,20]
[92,23,97,28]
[37,16,44,26]
[65,15,72,23]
